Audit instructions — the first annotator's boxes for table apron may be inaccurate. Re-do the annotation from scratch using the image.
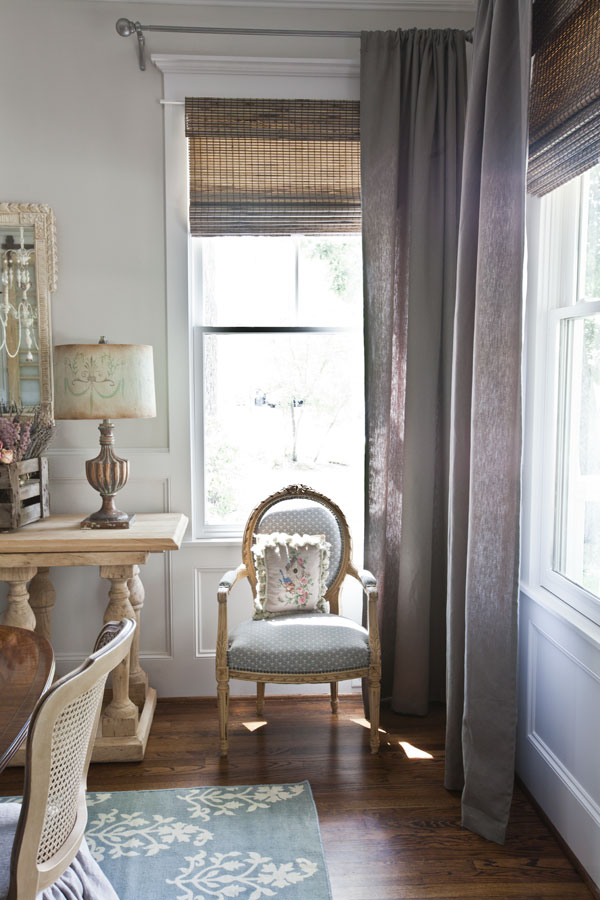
[0,551,152,567]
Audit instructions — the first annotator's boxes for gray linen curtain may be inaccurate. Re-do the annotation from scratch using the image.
[445,1,531,844]
[361,29,468,714]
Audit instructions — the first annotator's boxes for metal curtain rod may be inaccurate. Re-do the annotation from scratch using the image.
[116,17,473,71]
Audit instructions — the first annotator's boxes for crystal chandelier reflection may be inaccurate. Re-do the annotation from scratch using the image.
[0,227,38,362]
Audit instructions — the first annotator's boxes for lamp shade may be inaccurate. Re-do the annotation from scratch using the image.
[54,343,156,420]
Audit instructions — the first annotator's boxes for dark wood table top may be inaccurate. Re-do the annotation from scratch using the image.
[0,625,54,773]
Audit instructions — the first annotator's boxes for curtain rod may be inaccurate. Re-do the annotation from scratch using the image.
[116,18,473,71]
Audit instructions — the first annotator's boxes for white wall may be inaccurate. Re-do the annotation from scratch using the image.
[0,0,473,697]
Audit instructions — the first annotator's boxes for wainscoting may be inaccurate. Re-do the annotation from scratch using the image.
[0,447,363,701]
[517,589,600,891]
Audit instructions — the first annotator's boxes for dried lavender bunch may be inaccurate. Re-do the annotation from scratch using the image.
[0,417,30,461]
[0,405,54,461]
[26,407,55,458]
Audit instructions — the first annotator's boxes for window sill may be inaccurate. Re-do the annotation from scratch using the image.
[519,581,600,647]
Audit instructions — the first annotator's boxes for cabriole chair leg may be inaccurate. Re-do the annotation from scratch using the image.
[256,682,265,716]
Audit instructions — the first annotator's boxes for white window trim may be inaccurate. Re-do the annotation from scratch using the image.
[155,53,360,543]
[523,175,600,628]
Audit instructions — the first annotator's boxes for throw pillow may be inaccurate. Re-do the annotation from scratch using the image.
[252,532,330,619]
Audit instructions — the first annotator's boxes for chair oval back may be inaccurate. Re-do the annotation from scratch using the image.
[10,618,136,898]
[242,485,353,614]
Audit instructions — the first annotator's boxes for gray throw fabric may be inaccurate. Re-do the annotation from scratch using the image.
[444,2,531,843]
[0,802,119,900]
[361,29,467,714]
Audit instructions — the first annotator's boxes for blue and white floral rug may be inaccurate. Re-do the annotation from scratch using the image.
[2,782,331,900]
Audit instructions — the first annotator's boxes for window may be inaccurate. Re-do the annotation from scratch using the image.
[533,164,600,623]
[192,234,364,535]
[185,96,364,537]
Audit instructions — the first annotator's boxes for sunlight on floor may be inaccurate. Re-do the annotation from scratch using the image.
[242,720,268,732]
[397,741,433,759]
[348,716,434,758]
[349,716,386,733]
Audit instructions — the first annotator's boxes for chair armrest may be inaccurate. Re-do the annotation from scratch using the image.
[217,564,248,603]
[357,569,378,596]
[354,570,381,677]
[216,564,247,672]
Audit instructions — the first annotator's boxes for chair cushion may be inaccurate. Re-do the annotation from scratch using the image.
[227,613,370,674]
[252,532,330,619]
[0,802,119,900]
[256,502,343,587]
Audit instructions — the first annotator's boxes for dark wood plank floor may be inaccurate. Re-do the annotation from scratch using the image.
[0,695,595,900]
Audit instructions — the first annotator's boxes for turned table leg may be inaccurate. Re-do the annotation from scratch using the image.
[127,565,149,706]
[99,565,139,737]
[28,567,55,642]
[0,566,38,630]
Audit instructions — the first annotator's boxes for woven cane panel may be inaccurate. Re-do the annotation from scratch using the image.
[36,677,107,865]
[185,98,361,236]
[528,0,600,195]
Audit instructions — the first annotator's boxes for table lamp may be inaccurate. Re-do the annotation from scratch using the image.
[53,337,156,529]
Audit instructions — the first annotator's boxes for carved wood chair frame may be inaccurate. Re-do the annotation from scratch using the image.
[216,484,381,757]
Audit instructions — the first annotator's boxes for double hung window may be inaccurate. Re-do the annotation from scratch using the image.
[533,164,600,623]
[186,98,364,536]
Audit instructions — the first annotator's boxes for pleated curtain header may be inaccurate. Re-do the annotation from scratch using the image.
[528,0,600,196]
[185,97,361,236]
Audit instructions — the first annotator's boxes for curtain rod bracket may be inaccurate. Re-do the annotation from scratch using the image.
[116,18,146,70]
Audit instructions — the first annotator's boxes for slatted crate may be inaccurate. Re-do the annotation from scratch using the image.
[0,457,50,531]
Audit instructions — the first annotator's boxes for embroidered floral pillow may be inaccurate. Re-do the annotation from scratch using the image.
[252,533,330,620]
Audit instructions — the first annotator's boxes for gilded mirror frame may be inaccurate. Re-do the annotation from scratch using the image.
[0,202,57,421]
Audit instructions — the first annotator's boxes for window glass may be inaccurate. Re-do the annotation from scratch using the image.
[297,237,363,327]
[203,331,363,526]
[196,233,364,534]
[553,313,600,598]
[200,237,296,327]
[584,167,600,300]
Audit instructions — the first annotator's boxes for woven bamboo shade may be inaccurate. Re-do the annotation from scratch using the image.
[185,98,361,235]
[528,0,600,196]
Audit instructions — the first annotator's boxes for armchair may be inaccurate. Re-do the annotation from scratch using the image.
[216,485,381,756]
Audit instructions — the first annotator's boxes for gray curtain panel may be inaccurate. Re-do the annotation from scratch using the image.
[361,29,467,714]
[444,1,531,844]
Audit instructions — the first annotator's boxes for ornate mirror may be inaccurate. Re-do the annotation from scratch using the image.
[0,203,57,419]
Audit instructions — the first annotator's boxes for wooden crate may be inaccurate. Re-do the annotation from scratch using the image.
[0,457,50,531]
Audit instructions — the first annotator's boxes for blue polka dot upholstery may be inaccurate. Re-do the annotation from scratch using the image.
[227,613,370,674]
[256,501,343,588]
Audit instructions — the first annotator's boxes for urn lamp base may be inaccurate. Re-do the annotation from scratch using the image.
[82,419,134,529]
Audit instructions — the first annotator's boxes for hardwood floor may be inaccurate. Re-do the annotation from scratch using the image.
[0,695,595,900]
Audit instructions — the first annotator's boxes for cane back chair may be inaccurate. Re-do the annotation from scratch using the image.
[1,618,135,900]
[216,484,381,756]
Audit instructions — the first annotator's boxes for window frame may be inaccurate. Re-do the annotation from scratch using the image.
[527,168,600,626]
[155,52,361,544]
[190,235,362,538]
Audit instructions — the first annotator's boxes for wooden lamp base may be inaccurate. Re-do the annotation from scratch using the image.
[83,420,133,529]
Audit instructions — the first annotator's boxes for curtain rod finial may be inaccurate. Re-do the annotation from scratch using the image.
[116,18,135,37]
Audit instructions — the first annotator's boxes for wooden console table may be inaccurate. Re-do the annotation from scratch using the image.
[0,513,187,763]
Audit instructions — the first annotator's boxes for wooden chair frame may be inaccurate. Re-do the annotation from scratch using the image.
[8,618,135,900]
[216,484,381,756]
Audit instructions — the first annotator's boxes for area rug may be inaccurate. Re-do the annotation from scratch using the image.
[1,781,331,900]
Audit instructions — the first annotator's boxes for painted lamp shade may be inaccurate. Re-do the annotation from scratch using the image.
[53,343,156,420]
[53,342,156,527]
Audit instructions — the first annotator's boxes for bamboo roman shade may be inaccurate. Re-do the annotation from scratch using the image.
[528,0,600,196]
[185,97,361,236]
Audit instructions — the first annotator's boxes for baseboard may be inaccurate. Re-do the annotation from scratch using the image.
[156,692,356,703]
[516,776,600,900]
